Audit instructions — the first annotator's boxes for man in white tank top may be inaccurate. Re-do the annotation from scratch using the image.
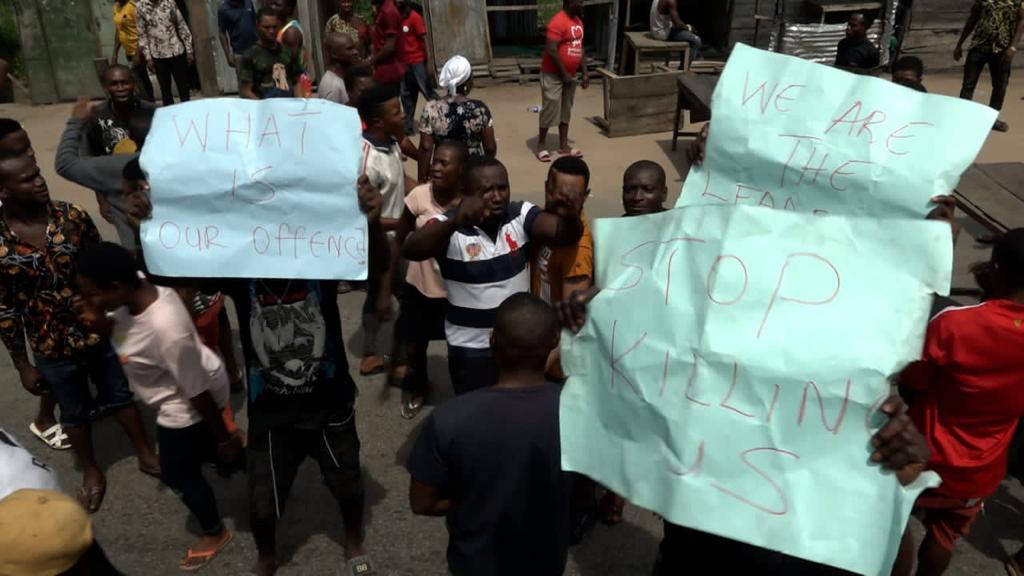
[648,0,702,66]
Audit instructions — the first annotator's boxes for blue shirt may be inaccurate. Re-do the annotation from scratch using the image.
[217,0,257,54]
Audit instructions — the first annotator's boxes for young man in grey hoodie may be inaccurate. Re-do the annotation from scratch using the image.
[55,97,151,251]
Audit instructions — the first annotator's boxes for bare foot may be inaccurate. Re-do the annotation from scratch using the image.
[252,554,276,576]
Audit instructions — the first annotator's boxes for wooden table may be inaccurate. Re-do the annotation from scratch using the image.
[671,74,718,151]
[619,31,691,75]
[954,163,1024,233]
[806,0,883,23]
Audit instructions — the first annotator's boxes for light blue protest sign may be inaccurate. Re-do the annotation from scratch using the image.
[560,204,951,574]
[678,43,996,217]
[139,98,367,279]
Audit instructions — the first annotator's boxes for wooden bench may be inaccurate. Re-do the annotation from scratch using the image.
[595,66,686,137]
[619,31,691,75]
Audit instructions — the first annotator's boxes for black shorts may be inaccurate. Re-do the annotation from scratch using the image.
[395,283,447,344]
[247,411,363,525]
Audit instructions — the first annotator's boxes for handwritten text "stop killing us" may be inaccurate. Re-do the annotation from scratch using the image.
[157,110,366,263]
[595,233,889,517]
[697,72,934,213]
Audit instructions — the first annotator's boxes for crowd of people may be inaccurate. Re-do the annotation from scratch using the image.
[1,0,1024,576]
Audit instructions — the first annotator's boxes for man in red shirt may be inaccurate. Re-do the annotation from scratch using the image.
[398,0,437,135]
[535,0,589,163]
[894,228,1024,576]
[370,0,406,86]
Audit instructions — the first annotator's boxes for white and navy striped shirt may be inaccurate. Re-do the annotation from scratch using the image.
[435,200,541,350]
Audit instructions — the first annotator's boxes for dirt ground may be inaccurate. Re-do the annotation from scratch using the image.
[1,70,1023,575]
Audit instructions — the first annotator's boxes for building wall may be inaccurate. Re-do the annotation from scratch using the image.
[900,1,971,71]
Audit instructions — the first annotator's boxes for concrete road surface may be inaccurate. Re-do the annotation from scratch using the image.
[2,73,1023,575]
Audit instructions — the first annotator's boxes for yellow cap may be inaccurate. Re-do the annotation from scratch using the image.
[0,489,93,576]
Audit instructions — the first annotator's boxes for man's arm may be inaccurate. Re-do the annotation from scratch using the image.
[372,35,398,64]
[409,479,451,516]
[417,133,434,183]
[237,56,260,99]
[663,0,687,30]
[239,81,259,100]
[55,99,132,194]
[219,31,236,67]
[0,284,35,392]
[528,207,583,247]
[1006,5,1024,61]
[955,1,982,60]
[545,38,571,82]
[402,217,457,261]
[174,6,195,57]
[112,30,122,64]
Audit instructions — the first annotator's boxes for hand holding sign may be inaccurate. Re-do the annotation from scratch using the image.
[560,205,949,574]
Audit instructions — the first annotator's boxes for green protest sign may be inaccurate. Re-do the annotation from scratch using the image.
[560,204,951,574]
[678,44,997,217]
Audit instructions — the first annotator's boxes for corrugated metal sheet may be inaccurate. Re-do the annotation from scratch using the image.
[769,21,884,66]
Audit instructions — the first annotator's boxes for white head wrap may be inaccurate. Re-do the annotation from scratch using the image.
[438,55,473,100]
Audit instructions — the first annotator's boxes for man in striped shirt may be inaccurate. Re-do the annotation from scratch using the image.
[403,156,583,395]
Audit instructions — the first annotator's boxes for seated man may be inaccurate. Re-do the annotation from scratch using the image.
[651,0,700,61]
[894,229,1024,576]
[407,293,570,576]
[648,0,702,64]
[835,13,880,70]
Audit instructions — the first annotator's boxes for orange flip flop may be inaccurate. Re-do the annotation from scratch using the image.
[179,530,233,572]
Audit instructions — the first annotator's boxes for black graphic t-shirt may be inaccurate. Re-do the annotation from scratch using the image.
[226,279,355,431]
[87,99,156,156]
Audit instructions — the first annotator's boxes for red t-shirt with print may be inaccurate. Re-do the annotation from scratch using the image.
[402,10,428,65]
[540,10,584,76]
[903,299,1024,499]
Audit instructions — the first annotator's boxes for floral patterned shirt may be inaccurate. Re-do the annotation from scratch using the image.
[0,202,102,360]
[137,0,194,59]
[418,98,494,157]
[324,14,369,53]
[971,0,1024,53]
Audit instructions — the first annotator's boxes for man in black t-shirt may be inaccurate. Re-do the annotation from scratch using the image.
[835,13,880,70]
[407,293,571,576]
[237,8,303,99]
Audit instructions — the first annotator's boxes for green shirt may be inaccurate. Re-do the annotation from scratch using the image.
[237,43,303,98]
[971,0,1024,53]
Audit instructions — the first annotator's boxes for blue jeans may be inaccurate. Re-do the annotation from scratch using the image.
[668,28,702,63]
[35,343,134,427]
[401,61,438,135]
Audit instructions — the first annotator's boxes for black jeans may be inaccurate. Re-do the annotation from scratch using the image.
[158,423,224,536]
[960,48,1011,111]
[153,53,191,106]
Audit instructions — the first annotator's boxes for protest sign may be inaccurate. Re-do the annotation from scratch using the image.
[139,98,367,280]
[678,43,997,218]
[560,204,950,574]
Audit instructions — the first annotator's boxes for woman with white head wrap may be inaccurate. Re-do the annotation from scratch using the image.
[416,55,498,182]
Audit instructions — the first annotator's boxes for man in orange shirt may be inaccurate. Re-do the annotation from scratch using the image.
[535,0,589,162]
[531,155,592,381]
[894,228,1024,576]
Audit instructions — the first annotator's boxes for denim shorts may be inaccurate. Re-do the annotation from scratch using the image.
[34,342,134,427]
